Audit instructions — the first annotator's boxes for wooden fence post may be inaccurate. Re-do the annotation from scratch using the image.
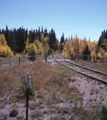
[83,55,84,60]
[102,56,103,62]
[26,73,30,120]
[9,57,11,66]
[45,54,47,62]
[19,57,20,65]
[0,58,2,68]
[72,54,73,60]
[70,54,71,60]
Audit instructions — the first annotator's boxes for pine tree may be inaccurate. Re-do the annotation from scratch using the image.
[49,29,57,52]
[60,33,65,52]
[5,25,11,47]
[82,45,90,60]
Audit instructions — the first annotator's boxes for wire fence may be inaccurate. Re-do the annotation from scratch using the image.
[69,54,107,62]
[0,55,47,68]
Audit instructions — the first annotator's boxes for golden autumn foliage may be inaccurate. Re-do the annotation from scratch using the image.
[25,37,29,53]
[62,36,98,58]
[22,37,30,56]
[0,34,13,57]
[0,34,7,46]
[28,43,37,56]
[98,47,105,57]
[34,39,44,55]
[41,34,49,44]
[88,41,98,56]
[22,34,49,56]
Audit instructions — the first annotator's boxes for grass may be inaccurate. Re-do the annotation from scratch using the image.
[0,60,107,119]
[31,110,43,118]
[74,59,107,73]
[0,55,44,68]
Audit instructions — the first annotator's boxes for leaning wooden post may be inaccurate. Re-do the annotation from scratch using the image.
[26,73,30,120]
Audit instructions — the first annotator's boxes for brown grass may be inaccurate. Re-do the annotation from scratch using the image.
[74,60,107,73]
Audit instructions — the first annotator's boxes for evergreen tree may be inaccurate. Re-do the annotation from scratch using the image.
[98,29,107,52]
[38,27,41,42]
[2,29,5,35]
[41,26,44,34]
[44,28,48,37]
[49,28,57,51]
[60,33,65,52]
[5,25,11,47]
[83,45,90,60]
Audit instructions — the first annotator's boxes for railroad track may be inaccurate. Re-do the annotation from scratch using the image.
[50,54,107,84]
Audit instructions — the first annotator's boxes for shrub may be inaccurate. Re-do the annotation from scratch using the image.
[9,108,18,117]
[100,106,107,120]
[28,43,37,61]
[17,76,36,96]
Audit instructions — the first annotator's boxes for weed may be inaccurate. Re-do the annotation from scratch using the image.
[29,103,36,110]
[32,110,43,118]
[57,108,69,114]
[71,106,96,120]
[90,92,94,95]
[43,110,48,114]
[98,106,107,120]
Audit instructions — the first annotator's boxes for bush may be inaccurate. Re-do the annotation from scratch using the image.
[28,43,37,61]
[100,106,107,120]
[9,108,18,117]
[17,76,36,96]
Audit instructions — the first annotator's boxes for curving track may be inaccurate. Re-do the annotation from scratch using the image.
[50,54,107,84]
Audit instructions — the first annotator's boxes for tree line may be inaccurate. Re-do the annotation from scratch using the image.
[0,26,62,55]
[0,25,107,58]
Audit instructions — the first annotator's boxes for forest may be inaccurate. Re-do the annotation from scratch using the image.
[0,25,107,58]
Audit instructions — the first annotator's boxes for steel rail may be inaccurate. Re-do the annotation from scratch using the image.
[56,55,107,76]
[51,57,107,84]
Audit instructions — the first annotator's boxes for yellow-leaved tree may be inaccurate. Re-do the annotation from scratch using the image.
[62,36,80,58]
[79,38,88,54]
[0,34,13,57]
[88,41,98,56]
[22,37,30,56]
[41,34,49,54]
[62,36,98,59]
[33,39,44,55]
[41,34,49,45]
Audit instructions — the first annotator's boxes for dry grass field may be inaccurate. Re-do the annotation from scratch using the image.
[0,60,107,120]
[74,60,107,73]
